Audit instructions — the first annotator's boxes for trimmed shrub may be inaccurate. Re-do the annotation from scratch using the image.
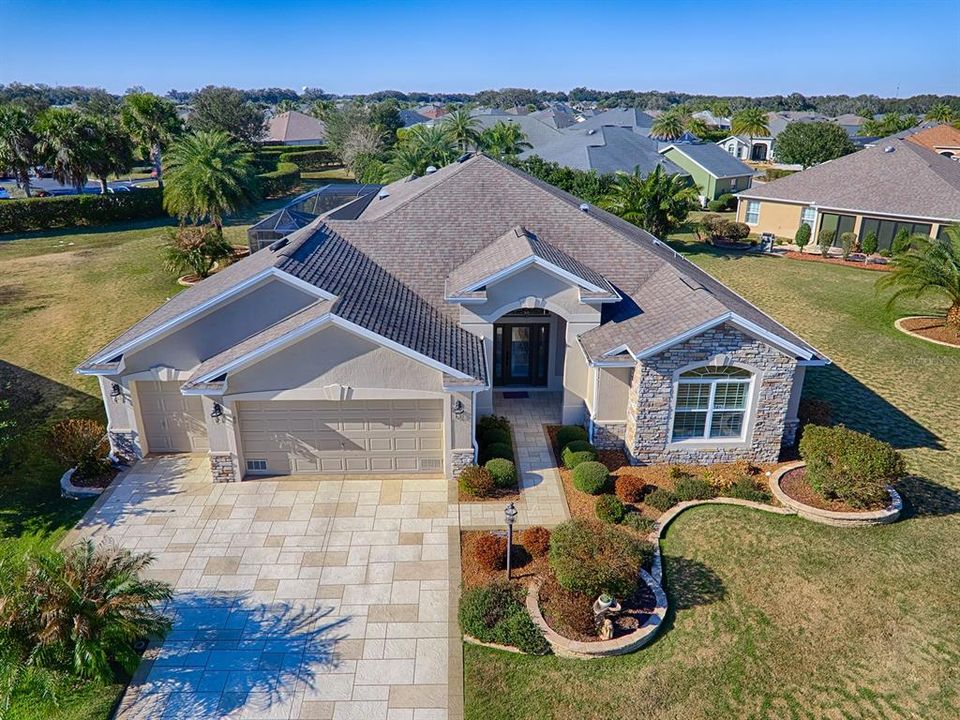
[0,188,165,234]
[645,488,679,512]
[817,228,834,257]
[862,230,879,255]
[572,461,609,494]
[277,148,340,170]
[480,427,510,446]
[561,440,598,469]
[668,465,691,481]
[706,198,726,213]
[840,231,857,260]
[595,494,626,524]
[257,161,301,198]
[478,415,510,434]
[549,519,652,597]
[521,527,551,556]
[459,465,495,498]
[458,582,550,654]
[674,475,716,501]
[892,228,912,255]
[541,584,595,637]
[556,425,588,448]
[726,221,751,242]
[485,458,516,488]
[799,425,905,508]
[794,223,811,250]
[622,512,655,534]
[726,477,771,503]
[614,474,648,503]
[482,442,514,464]
[472,533,507,571]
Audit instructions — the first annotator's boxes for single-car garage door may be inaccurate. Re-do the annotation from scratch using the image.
[238,399,444,475]
[137,381,209,453]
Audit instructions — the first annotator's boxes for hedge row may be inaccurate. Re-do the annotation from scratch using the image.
[0,188,165,234]
[277,148,340,170]
[257,162,301,198]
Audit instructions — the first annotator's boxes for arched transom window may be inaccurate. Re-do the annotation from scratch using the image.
[672,365,752,441]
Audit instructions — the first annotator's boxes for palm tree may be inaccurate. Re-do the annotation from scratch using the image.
[599,165,699,238]
[276,99,300,114]
[925,103,957,124]
[162,130,258,229]
[0,103,37,196]
[876,227,960,336]
[711,101,731,119]
[310,99,335,121]
[34,108,93,191]
[478,121,532,160]
[162,224,235,279]
[86,114,134,193]
[442,108,480,153]
[650,111,686,141]
[18,541,172,681]
[405,124,457,166]
[732,107,770,161]
[382,143,426,182]
[120,92,182,190]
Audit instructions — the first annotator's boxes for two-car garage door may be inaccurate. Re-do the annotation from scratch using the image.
[237,399,443,475]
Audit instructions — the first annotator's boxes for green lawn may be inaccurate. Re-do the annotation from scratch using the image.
[0,185,323,717]
[464,236,960,719]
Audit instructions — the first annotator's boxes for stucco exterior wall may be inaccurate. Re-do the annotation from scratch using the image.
[624,324,798,465]
[737,199,804,240]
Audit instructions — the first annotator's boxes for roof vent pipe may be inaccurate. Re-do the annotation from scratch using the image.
[425,165,438,174]
[884,146,895,153]
[579,203,590,212]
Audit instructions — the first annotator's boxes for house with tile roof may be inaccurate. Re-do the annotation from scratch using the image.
[904,123,960,159]
[265,110,327,145]
[659,142,755,201]
[735,138,960,249]
[79,154,825,483]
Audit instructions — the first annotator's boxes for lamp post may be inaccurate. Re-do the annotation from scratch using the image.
[504,502,518,579]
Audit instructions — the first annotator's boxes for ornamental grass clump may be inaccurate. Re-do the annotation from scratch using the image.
[572,461,609,495]
[673,475,716,502]
[799,424,905,508]
[459,465,494,498]
[549,519,652,598]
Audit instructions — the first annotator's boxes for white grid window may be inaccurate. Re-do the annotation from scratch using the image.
[745,201,760,224]
[672,366,751,442]
[246,459,267,472]
[801,206,816,228]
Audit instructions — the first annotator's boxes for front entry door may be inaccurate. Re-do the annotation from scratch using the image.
[493,323,549,386]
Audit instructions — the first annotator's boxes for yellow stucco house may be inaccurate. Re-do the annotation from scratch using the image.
[735,136,960,251]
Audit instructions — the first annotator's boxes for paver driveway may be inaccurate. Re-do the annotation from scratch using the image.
[69,455,461,720]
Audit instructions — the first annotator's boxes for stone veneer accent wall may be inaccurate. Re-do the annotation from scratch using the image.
[451,449,475,478]
[625,324,797,465]
[210,453,239,483]
[592,421,627,450]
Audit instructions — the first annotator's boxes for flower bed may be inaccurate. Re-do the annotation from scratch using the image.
[895,316,960,348]
[771,462,901,527]
[458,414,520,502]
[782,250,893,272]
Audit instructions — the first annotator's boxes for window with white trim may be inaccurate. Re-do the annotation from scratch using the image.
[246,459,268,472]
[801,206,816,228]
[745,201,760,224]
[671,366,751,441]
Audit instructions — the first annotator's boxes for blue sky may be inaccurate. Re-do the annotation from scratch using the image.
[1,0,957,97]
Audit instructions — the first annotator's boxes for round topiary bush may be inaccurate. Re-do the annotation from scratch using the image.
[482,442,514,464]
[595,494,626,524]
[485,458,516,488]
[548,519,652,598]
[521,526,551,556]
[472,533,507,571]
[556,425,588,449]
[561,440,598,469]
[645,487,679,512]
[458,582,549,654]
[459,465,495,498]
[571,461,609,494]
[480,427,510,446]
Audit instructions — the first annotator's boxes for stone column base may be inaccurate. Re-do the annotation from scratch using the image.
[591,420,627,451]
[450,448,475,478]
[210,453,239,483]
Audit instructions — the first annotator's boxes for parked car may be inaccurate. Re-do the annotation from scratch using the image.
[0,188,10,200]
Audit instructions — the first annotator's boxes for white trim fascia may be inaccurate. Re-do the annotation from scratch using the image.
[732,196,959,225]
[599,342,635,359]
[460,255,610,295]
[797,358,831,367]
[442,383,490,392]
[727,314,814,361]
[87,267,335,366]
[578,288,622,304]
[443,294,488,304]
[77,367,119,377]
[590,359,636,368]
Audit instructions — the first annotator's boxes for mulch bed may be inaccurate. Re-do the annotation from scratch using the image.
[779,466,887,512]
[783,250,893,272]
[900,317,960,347]
[71,466,119,488]
[460,530,547,591]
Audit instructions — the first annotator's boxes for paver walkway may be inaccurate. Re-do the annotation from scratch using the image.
[68,455,460,720]
[458,391,569,528]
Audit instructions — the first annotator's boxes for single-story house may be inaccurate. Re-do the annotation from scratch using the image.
[735,138,960,248]
[520,125,687,177]
[468,110,565,148]
[79,154,825,483]
[718,111,831,162]
[659,142,755,202]
[566,108,656,136]
[265,110,327,146]
[904,123,960,159]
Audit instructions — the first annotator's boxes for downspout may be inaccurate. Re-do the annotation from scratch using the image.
[471,389,479,463]
[588,365,600,444]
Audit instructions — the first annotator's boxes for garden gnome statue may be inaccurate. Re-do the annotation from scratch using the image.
[598,617,615,640]
[593,594,622,640]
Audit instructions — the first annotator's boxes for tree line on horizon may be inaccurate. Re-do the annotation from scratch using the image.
[1,82,957,118]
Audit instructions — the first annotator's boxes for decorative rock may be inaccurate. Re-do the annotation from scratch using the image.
[769,461,902,527]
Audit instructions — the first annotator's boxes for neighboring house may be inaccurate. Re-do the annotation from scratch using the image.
[79,154,825,483]
[692,110,732,130]
[719,111,830,162]
[735,138,960,248]
[829,113,869,138]
[470,110,565,148]
[903,123,960,158]
[399,108,430,127]
[568,108,656,136]
[247,184,381,252]
[519,125,687,177]
[265,110,327,146]
[659,142,755,201]
[529,105,578,129]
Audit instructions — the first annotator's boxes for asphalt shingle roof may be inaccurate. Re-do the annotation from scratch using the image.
[738,138,960,221]
[521,126,686,176]
[661,142,755,179]
[265,111,327,143]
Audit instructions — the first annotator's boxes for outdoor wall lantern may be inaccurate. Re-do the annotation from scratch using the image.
[452,399,465,418]
[109,382,123,400]
[210,402,224,422]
